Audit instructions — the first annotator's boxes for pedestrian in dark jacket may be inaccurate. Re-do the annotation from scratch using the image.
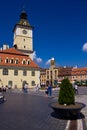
[48,84,52,96]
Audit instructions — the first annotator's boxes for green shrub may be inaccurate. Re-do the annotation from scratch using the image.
[58,78,75,105]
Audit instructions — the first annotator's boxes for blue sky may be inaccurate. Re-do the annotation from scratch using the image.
[0,0,87,68]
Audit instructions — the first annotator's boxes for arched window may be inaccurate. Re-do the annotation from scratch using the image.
[22,59,26,64]
[27,59,30,65]
[55,70,57,74]
[15,59,19,64]
[5,57,9,63]
[10,58,14,64]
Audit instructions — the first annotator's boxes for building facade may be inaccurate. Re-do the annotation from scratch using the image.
[0,11,40,89]
[40,58,58,86]
[0,48,40,88]
[71,68,87,82]
[40,69,46,87]
[40,59,87,86]
[58,66,73,82]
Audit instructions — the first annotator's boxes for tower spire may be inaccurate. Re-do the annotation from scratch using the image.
[20,9,27,20]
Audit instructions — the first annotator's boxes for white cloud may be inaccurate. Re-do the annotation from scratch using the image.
[32,51,36,59]
[33,51,42,63]
[82,43,87,52]
[45,57,55,65]
[36,58,42,63]
[46,59,50,65]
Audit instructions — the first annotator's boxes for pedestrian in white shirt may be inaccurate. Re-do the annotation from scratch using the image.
[74,84,78,94]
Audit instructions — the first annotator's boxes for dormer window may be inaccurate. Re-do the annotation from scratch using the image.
[27,59,30,65]
[11,59,14,64]
[0,57,2,62]
[15,59,19,64]
[22,59,26,64]
[5,58,9,63]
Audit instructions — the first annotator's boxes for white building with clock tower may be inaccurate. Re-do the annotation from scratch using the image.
[0,10,41,89]
[13,10,33,60]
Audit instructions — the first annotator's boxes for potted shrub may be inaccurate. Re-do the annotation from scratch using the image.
[50,78,85,118]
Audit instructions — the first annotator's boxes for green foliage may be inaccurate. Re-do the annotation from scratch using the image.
[58,78,75,105]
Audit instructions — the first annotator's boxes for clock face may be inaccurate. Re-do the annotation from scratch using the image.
[22,30,27,35]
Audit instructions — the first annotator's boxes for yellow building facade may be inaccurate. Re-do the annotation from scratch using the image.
[40,58,58,86]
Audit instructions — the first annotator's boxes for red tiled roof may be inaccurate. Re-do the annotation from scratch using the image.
[72,67,87,75]
[0,48,39,68]
[0,48,26,56]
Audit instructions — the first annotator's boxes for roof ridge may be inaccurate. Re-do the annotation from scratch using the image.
[0,47,28,56]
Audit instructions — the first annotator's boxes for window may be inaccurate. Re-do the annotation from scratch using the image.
[47,76,49,79]
[11,59,14,64]
[8,81,13,88]
[0,57,2,62]
[3,68,8,75]
[5,58,9,63]
[23,21,26,25]
[47,71,49,74]
[22,59,26,64]
[31,71,35,76]
[27,60,30,65]
[31,81,35,86]
[14,70,18,76]
[15,59,19,64]
[55,70,57,74]
[23,70,27,76]
[50,71,52,74]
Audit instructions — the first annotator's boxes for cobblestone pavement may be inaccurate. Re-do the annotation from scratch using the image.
[75,95,87,130]
[0,87,87,130]
[0,92,67,130]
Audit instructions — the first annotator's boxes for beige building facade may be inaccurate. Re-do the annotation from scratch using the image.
[40,58,58,86]
[0,11,40,89]
[0,48,40,89]
[40,59,87,86]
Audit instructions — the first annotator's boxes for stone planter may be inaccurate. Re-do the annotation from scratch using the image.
[50,102,86,119]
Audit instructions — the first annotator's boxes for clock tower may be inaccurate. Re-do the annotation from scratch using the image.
[13,10,33,59]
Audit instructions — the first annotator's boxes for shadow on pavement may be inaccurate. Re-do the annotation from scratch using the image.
[51,112,85,120]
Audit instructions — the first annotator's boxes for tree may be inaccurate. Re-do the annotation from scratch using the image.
[58,78,75,105]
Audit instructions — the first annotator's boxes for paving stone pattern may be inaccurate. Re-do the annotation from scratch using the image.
[0,87,87,130]
[75,95,87,130]
[0,93,67,130]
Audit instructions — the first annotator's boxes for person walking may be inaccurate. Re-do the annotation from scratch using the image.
[45,85,48,97]
[74,84,78,94]
[48,84,52,96]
